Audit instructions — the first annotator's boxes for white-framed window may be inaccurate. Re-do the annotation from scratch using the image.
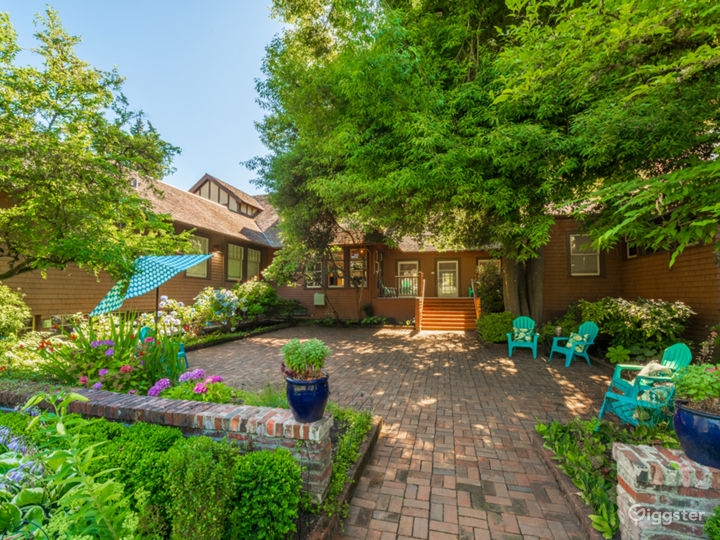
[305,261,323,288]
[328,250,345,288]
[186,236,209,278]
[569,234,600,276]
[349,249,368,287]
[626,239,638,259]
[247,248,261,279]
[397,260,419,276]
[227,243,244,281]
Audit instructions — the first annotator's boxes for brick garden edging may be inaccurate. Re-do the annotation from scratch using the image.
[614,443,720,539]
[0,386,332,503]
[308,416,382,540]
[531,429,606,540]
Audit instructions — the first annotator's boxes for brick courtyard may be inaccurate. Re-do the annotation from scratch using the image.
[189,326,611,540]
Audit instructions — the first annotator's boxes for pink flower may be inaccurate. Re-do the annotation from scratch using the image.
[706,367,719,372]
[193,383,208,394]
[98,368,109,377]
[128,389,137,394]
[79,376,88,385]
[204,376,223,384]
[120,365,132,373]
[143,337,154,344]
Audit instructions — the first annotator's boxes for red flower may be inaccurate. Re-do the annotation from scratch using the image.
[138,351,144,357]
[53,324,58,330]
[70,334,76,340]
[48,347,54,352]
[130,334,134,339]
[18,344,23,349]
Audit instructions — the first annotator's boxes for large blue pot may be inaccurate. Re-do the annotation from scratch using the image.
[286,373,329,423]
[673,402,720,469]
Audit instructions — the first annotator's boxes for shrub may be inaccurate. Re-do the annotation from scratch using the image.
[159,375,239,403]
[193,287,239,331]
[705,504,720,539]
[227,449,301,539]
[281,338,331,380]
[578,297,694,352]
[361,315,387,326]
[166,436,238,539]
[0,283,30,338]
[474,262,503,313]
[476,312,514,343]
[234,279,279,320]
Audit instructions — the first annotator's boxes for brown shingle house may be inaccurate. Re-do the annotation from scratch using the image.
[5,173,719,338]
[3,174,279,329]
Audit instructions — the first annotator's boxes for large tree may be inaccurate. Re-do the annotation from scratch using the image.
[0,9,190,281]
[254,0,720,319]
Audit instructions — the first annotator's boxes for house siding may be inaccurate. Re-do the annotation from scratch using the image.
[3,227,272,327]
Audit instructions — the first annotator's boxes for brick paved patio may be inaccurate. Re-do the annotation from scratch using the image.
[189,326,611,540]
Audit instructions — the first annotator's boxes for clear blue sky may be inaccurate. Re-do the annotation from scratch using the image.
[2,1,284,195]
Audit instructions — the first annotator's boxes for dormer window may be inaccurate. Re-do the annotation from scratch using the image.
[196,179,259,217]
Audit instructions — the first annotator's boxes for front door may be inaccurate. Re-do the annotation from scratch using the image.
[436,260,459,297]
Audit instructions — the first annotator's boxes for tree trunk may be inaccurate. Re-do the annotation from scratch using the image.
[501,252,544,322]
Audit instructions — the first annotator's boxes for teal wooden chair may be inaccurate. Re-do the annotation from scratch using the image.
[548,321,599,367]
[506,316,539,359]
[597,343,692,426]
[138,326,189,371]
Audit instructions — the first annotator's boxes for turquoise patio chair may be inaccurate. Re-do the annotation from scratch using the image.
[507,316,539,359]
[597,343,691,426]
[547,321,599,367]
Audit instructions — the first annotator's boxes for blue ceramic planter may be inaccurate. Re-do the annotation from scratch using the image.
[673,402,720,469]
[286,373,329,423]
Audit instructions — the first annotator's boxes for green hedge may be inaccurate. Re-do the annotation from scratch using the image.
[476,312,513,343]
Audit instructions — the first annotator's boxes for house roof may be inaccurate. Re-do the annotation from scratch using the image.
[254,194,282,248]
[137,179,272,247]
[188,173,264,210]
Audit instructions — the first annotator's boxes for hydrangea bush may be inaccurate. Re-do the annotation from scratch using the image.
[193,287,240,332]
[233,279,279,320]
[0,282,31,337]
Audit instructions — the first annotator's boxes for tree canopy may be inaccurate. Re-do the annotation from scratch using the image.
[0,9,190,281]
[254,0,720,316]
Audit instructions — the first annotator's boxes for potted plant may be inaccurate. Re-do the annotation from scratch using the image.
[281,338,331,423]
[673,364,720,468]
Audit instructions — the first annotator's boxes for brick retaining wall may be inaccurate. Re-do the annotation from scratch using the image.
[0,388,333,503]
[613,443,720,539]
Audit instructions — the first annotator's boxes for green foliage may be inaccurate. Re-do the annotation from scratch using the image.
[674,364,720,402]
[165,436,238,540]
[474,263,503,313]
[360,316,387,326]
[193,287,240,331]
[236,384,289,409]
[0,283,30,337]
[705,503,720,539]
[282,338,331,380]
[606,346,631,364]
[536,418,678,538]
[0,9,189,282]
[234,279,280,319]
[323,404,373,517]
[476,312,513,343]
[161,380,239,404]
[578,297,694,353]
[228,449,301,539]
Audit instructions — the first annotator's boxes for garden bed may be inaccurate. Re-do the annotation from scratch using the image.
[184,321,295,351]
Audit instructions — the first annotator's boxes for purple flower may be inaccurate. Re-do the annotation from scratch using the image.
[105,348,114,357]
[193,383,208,394]
[98,368,109,376]
[90,341,101,348]
[204,375,223,384]
[103,340,115,346]
[92,382,102,390]
[155,378,171,390]
[190,368,205,380]
[147,386,161,397]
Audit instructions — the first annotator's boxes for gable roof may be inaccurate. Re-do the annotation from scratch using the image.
[188,173,264,210]
[254,194,282,248]
[137,179,272,247]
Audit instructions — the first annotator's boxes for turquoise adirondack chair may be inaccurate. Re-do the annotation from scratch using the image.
[138,326,189,371]
[548,321,599,367]
[597,343,692,426]
[507,316,539,359]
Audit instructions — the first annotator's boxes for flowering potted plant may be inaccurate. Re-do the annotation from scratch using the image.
[281,338,330,423]
[673,364,720,468]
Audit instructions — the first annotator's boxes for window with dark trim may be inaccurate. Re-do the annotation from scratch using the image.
[247,248,261,279]
[227,243,244,281]
[186,236,209,278]
[569,234,600,276]
[349,249,368,287]
[328,250,345,288]
[305,261,323,288]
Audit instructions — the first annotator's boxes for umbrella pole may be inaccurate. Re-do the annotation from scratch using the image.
[155,287,159,335]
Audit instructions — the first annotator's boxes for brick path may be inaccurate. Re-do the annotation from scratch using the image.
[189,326,611,540]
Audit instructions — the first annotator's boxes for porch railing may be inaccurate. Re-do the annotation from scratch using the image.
[415,272,425,330]
[471,279,481,320]
[396,275,419,297]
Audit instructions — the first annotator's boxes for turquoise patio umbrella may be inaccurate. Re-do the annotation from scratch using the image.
[90,254,213,316]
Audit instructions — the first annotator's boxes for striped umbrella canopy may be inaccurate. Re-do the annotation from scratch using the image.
[90,254,213,316]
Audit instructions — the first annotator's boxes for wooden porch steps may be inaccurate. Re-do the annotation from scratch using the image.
[420,298,477,331]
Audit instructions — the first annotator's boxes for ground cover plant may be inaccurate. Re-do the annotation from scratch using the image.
[476,312,514,343]
[536,418,679,539]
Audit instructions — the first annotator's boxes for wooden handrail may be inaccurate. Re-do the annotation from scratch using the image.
[471,279,481,319]
[416,271,425,330]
